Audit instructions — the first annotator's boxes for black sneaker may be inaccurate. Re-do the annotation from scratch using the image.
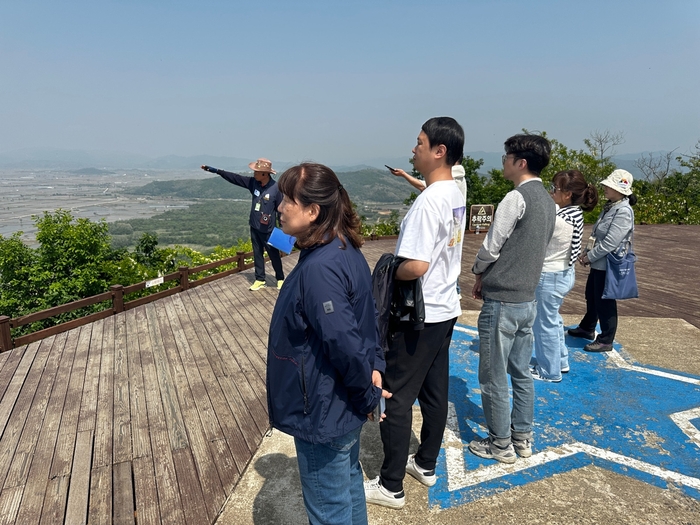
[584,340,613,352]
[567,327,596,340]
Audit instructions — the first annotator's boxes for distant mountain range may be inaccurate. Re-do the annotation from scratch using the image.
[0,147,680,180]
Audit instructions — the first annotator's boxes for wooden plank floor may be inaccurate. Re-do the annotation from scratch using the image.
[0,255,300,525]
[0,225,697,524]
[457,224,700,329]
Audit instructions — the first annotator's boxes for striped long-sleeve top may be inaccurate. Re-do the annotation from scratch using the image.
[541,205,584,272]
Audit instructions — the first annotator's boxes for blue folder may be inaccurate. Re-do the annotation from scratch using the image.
[267,227,296,254]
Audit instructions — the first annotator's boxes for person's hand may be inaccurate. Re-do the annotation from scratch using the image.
[578,253,590,267]
[201,165,211,172]
[391,168,409,178]
[372,370,382,388]
[472,274,483,300]
[367,385,392,422]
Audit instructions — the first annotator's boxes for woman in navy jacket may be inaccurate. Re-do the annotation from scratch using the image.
[267,162,389,525]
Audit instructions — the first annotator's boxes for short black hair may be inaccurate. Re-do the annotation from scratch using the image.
[504,134,551,175]
[421,117,465,166]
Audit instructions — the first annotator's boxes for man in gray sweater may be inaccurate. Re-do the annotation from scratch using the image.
[470,134,556,463]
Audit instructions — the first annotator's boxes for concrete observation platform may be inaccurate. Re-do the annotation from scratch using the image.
[218,225,700,525]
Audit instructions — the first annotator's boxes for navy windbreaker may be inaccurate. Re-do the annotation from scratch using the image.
[267,236,385,443]
[212,168,282,233]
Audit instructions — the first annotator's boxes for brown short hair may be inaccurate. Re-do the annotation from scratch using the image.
[277,163,363,250]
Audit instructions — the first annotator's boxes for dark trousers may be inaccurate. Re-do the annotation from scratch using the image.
[250,227,284,282]
[579,269,617,344]
[379,318,456,493]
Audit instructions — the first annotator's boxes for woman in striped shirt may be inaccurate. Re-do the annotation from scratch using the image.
[531,170,598,382]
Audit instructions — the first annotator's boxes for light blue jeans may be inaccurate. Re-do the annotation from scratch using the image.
[477,298,536,447]
[294,425,367,525]
[533,267,576,381]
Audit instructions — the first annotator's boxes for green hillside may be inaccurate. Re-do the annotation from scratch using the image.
[109,200,253,250]
[125,168,416,203]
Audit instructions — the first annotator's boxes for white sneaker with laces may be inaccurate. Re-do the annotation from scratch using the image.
[364,476,405,509]
[405,454,436,487]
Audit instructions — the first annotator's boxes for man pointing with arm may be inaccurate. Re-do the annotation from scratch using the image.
[201,158,285,290]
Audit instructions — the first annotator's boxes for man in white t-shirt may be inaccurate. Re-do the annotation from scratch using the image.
[365,117,466,509]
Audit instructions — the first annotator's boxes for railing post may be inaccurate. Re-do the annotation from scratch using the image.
[0,316,12,353]
[236,251,245,272]
[111,285,124,314]
[179,266,190,291]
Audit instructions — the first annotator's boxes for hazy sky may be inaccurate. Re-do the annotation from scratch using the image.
[1,0,698,165]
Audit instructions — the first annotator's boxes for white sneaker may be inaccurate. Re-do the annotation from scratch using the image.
[364,476,405,509]
[405,454,436,487]
[530,366,562,383]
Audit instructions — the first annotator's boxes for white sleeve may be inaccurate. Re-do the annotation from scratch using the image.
[396,205,439,263]
[472,191,525,274]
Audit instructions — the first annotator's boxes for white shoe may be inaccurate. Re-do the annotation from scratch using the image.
[405,454,436,486]
[364,476,405,509]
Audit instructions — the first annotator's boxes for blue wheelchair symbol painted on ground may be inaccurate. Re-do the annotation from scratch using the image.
[431,324,700,508]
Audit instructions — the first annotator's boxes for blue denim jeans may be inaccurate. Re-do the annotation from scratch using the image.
[533,267,575,380]
[294,426,367,525]
[477,298,536,447]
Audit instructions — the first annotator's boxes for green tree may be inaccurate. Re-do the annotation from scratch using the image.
[0,232,38,317]
[33,210,115,308]
[541,134,617,187]
[633,141,700,224]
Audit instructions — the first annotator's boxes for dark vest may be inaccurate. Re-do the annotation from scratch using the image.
[481,181,556,302]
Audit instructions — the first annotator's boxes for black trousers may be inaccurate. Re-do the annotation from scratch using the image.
[379,318,456,492]
[579,269,617,344]
[250,227,284,282]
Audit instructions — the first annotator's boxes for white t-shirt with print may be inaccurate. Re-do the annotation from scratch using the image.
[395,179,466,323]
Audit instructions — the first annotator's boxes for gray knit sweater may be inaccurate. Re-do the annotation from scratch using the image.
[481,182,556,303]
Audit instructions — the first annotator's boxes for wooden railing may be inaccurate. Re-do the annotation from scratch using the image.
[0,235,399,352]
[0,249,258,352]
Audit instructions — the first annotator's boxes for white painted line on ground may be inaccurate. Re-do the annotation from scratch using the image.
[606,350,700,385]
[444,441,700,492]
[444,401,469,491]
[445,326,700,497]
[571,442,700,490]
[454,326,479,337]
[670,407,700,449]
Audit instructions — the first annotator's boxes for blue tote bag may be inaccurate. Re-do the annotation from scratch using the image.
[602,235,638,300]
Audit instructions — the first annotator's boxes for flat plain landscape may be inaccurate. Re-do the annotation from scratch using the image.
[0,167,412,249]
[0,169,209,245]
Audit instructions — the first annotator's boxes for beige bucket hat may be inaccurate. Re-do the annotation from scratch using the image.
[601,169,634,196]
[248,158,276,174]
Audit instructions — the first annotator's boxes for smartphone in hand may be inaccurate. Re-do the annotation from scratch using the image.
[385,165,395,172]
[371,397,386,422]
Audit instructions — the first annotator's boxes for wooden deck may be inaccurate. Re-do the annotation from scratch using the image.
[459,224,700,329]
[0,225,697,524]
